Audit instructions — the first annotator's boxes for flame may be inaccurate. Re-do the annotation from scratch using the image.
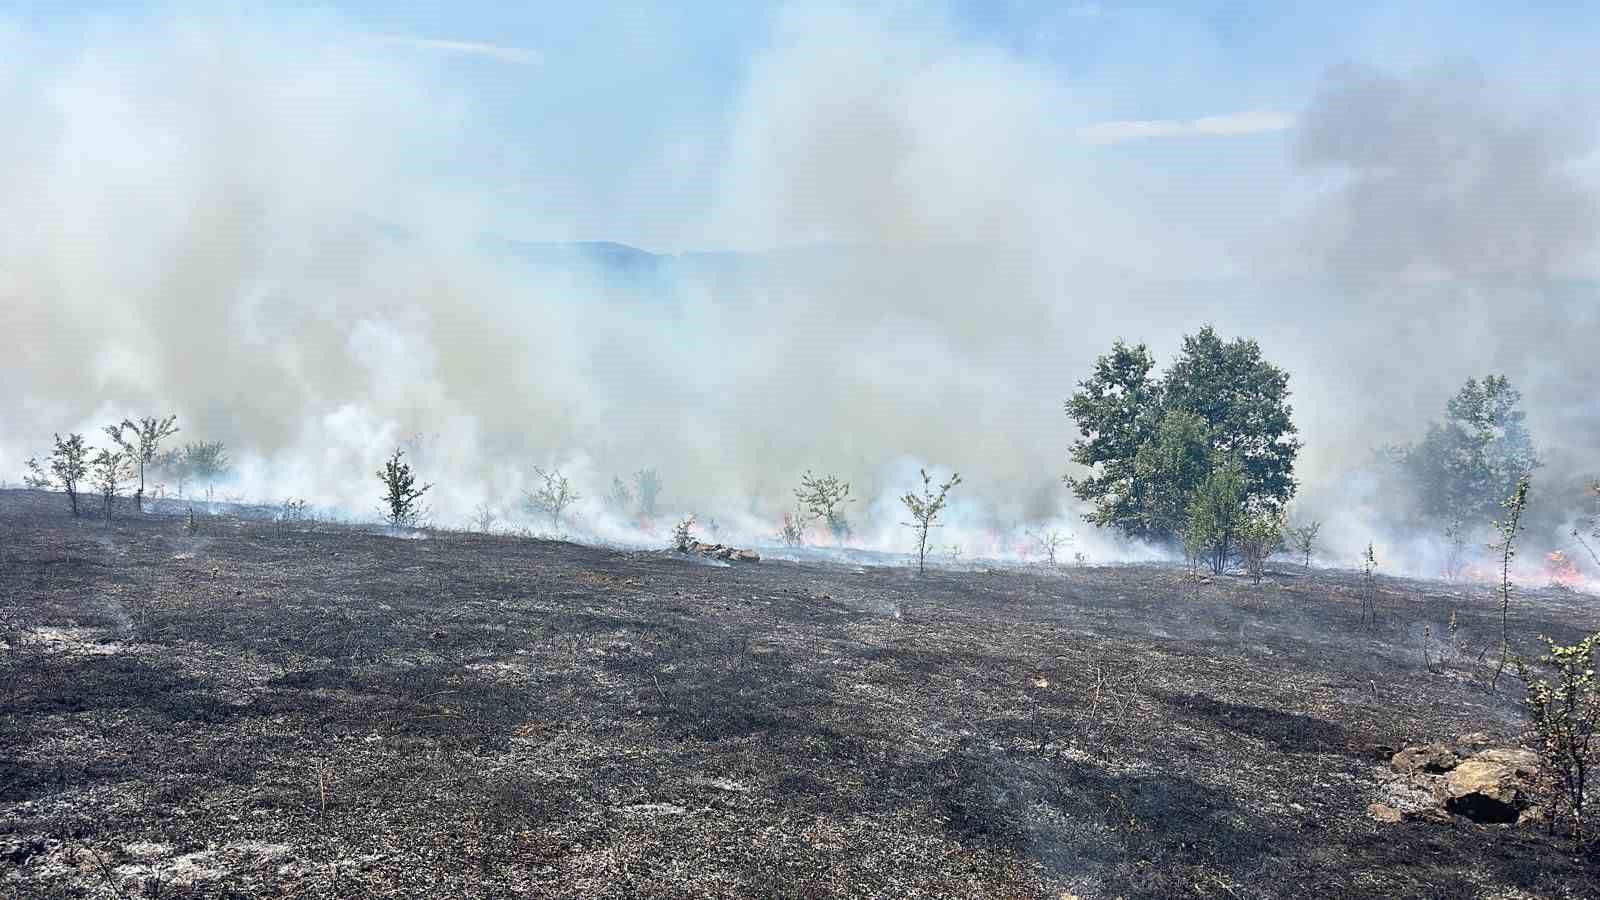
[1546,550,1583,589]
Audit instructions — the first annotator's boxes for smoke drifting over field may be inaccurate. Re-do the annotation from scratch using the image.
[2,10,1596,572]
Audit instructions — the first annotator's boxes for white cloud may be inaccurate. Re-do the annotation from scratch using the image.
[370,35,542,66]
[1078,110,1294,143]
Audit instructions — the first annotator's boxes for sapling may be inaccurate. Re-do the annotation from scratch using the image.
[672,514,697,552]
[23,457,53,490]
[606,477,634,516]
[1491,476,1531,690]
[633,468,662,518]
[1028,529,1070,568]
[40,434,91,517]
[900,469,962,575]
[1443,518,1468,581]
[106,415,179,512]
[525,467,580,528]
[1516,631,1600,846]
[90,448,132,522]
[471,501,498,533]
[377,448,431,528]
[1286,519,1321,569]
[796,471,854,542]
[778,508,808,547]
[1359,543,1379,630]
[1238,513,1285,585]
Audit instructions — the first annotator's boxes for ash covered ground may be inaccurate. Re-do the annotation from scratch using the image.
[2,488,1598,898]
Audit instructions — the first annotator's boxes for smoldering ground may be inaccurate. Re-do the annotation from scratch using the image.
[2,10,1597,576]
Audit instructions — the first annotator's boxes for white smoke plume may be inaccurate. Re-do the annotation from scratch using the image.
[1,11,1595,574]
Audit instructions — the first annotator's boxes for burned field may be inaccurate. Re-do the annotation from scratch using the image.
[2,489,1598,898]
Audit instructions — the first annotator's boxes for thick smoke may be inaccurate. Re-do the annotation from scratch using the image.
[1,13,1596,574]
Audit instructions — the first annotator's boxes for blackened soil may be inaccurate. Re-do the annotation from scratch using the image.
[2,489,1597,898]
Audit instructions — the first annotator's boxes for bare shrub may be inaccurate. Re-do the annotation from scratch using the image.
[1027,528,1070,568]
[1491,476,1530,690]
[377,448,432,528]
[471,501,498,533]
[1359,543,1380,630]
[525,467,581,529]
[606,477,633,516]
[778,508,808,547]
[1443,517,1468,580]
[900,469,961,575]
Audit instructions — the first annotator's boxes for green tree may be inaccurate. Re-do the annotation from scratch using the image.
[181,441,231,502]
[796,471,854,542]
[39,433,90,516]
[105,415,179,512]
[1067,327,1301,539]
[1183,458,1248,575]
[377,448,431,528]
[1403,375,1538,525]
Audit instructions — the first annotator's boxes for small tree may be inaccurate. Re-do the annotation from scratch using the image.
[633,468,662,518]
[377,448,432,528]
[1491,476,1531,690]
[1185,458,1248,575]
[525,467,580,528]
[106,415,179,512]
[1028,528,1071,568]
[797,471,853,542]
[23,457,53,490]
[1443,517,1468,580]
[1237,513,1284,585]
[606,477,634,516]
[672,514,697,552]
[182,441,231,502]
[471,501,498,533]
[90,448,132,521]
[900,469,962,575]
[1286,519,1321,569]
[45,433,90,517]
[1516,632,1600,846]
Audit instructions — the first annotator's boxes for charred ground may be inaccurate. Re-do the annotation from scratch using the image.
[1,488,1597,898]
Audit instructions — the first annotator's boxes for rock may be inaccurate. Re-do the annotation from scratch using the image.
[731,549,761,562]
[1391,743,1462,775]
[1367,802,1403,823]
[1440,749,1538,823]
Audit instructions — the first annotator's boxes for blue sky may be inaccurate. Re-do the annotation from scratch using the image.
[5,1,1596,261]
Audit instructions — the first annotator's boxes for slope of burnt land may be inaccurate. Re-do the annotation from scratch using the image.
[2,488,1597,898]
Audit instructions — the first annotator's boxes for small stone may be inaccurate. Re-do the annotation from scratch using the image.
[1367,803,1403,823]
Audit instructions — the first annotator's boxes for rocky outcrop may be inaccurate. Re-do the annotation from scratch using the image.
[1379,737,1542,825]
[683,542,760,563]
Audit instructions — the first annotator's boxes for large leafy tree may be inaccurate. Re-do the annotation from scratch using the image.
[1066,326,1302,539]
[1403,375,1538,525]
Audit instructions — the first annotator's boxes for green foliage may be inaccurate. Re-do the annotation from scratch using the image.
[377,448,432,528]
[1516,632,1600,846]
[1183,458,1248,575]
[672,514,697,552]
[46,433,90,517]
[106,415,179,512]
[900,469,962,575]
[606,477,634,516]
[1066,326,1301,540]
[1133,409,1212,537]
[181,441,231,501]
[1402,375,1539,525]
[1286,519,1321,568]
[1237,512,1285,585]
[796,471,853,542]
[22,457,52,490]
